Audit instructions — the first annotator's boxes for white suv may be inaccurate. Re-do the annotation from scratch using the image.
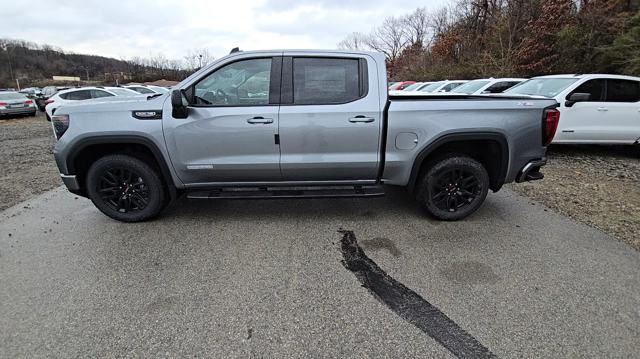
[45,87,141,120]
[506,74,640,144]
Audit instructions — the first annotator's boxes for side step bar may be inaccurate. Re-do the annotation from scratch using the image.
[186,185,385,200]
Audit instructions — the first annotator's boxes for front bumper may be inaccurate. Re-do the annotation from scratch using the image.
[516,158,547,183]
[60,174,81,192]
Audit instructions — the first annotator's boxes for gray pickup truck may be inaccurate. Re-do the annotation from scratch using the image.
[51,50,558,222]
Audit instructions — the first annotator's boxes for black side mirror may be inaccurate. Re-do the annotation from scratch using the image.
[565,92,590,108]
[171,89,188,119]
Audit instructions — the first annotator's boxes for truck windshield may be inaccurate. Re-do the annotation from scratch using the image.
[451,80,490,94]
[505,78,579,97]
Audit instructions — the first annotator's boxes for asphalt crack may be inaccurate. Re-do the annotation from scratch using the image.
[338,229,496,359]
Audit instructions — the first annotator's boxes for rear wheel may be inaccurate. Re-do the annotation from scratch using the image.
[416,155,489,221]
[86,155,166,222]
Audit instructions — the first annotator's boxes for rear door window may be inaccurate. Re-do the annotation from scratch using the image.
[292,57,362,105]
[91,90,114,98]
[567,79,605,102]
[606,79,640,102]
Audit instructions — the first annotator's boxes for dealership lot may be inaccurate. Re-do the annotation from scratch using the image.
[1,186,639,358]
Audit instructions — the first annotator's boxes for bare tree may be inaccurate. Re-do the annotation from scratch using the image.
[365,16,409,62]
[337,32,368,50]
[404,7,431,46]
[184,48,213,70]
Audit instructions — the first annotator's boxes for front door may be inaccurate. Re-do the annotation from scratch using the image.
[556,79,606,143]
[163,57,282,185]
[277,55,381,181]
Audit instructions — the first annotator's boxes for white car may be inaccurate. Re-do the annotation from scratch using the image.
[450,78,526,95]
[399,80,468,95]
[124,85,170,94]
[45,87,142,120]
[505,74,640,144]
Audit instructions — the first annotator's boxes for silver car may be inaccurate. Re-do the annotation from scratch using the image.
[0,91,37,118]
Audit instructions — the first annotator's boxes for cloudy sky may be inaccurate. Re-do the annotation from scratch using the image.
[1,0,453,61]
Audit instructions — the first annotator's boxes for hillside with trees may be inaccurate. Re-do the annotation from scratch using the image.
[0,39,212,88]
[338,0,640,81]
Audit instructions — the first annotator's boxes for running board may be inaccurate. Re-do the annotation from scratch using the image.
[186,185,385,200]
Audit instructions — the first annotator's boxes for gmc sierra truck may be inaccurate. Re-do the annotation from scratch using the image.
[50,50,558,223]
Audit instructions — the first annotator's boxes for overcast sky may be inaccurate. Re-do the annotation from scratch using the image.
[1,0,453,61]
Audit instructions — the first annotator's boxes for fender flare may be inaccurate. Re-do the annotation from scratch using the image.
[66,135,178,199]
[407,131,509,192]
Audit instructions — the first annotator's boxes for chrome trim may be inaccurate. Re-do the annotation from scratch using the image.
[516,158,547,183]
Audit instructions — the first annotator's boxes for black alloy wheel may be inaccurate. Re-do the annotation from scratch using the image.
[417,155,490,221]
[86,154,166,222]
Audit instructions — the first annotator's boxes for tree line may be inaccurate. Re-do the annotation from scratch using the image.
[338,0,640,81]
[0,39,213,88]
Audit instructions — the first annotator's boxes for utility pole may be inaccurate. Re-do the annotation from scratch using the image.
[199,54,203,68]
[85,67,90,81]
[1,44,15,86]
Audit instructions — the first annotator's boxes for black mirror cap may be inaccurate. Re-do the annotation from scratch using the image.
[565,92,590,107]
[171,89,188,119]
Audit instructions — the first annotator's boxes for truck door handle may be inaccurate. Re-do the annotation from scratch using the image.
[247,116,273,124]
[597,107,608,112]
[349,115,375,123]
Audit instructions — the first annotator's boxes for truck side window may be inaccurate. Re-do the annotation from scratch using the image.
[194,58,272,106]
[605,79,640,102]
[292,58,361,105]
[567,79,605,101]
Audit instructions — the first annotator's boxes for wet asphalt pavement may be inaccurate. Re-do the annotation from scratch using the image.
[1,187,639,358]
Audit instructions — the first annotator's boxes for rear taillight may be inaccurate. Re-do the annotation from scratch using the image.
[543,108,560,146]
[44,99,55,105]
[0,102,7,106]
[51,114,70,139]
[25,100,33,104]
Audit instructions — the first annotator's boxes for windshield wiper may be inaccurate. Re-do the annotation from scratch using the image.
[147,93,163,100]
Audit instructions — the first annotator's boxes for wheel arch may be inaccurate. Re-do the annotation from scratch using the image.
[407,132,509,193]
[65,135,177,200]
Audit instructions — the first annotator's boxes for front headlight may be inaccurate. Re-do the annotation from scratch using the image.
[51,114,70,139]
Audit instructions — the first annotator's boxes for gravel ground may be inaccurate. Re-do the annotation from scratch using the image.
[0,112,59,211]
[509,145,640,250]
[1,113,638,249]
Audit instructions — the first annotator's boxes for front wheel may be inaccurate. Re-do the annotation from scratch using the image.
[416,155,489,221]
[86,155,166,222]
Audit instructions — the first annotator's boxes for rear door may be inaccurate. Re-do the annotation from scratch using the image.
[602,79,640,143]
[278,54,381,181]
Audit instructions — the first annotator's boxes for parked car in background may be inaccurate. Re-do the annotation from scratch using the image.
[37,86,70,112]
[450,78,526,95]
[45,87,142,120]
[389,82,437,95]
[400,80,469,94]
[388,81,416,91]
[19,87,42,98]
[505,74,640,144]
[124,85,170,94]
[0,91,37,118]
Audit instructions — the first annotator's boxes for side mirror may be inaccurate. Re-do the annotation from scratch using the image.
[565,92,590,108]
[171,89,188,119]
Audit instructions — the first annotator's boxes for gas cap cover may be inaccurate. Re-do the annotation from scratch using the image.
[395,132,419,150]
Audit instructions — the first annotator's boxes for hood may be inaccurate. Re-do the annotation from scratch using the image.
[54,94,168,115]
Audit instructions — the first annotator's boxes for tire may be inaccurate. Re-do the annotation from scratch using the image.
[416,155,490,221]
[86,154,166,222]
[45,113,51,122]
